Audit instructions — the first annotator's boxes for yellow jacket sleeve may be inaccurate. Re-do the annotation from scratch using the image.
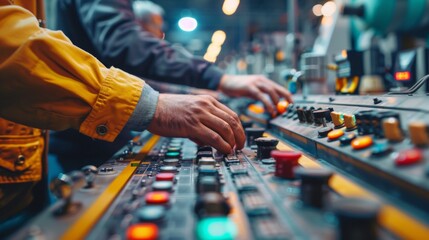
[0,5,145,142]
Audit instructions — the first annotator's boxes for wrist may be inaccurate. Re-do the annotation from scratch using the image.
[218,74,230,92]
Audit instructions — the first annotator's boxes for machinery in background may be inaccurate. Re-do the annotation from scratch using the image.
[392,47,429,93]
[332,48,385,95]
[342,0,429,93]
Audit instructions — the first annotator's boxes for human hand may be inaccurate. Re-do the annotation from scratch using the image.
[189,88,221,100]
[218,74,293,114]
[147,94,245,153]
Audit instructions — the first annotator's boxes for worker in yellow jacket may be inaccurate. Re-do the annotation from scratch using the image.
[0,0,248,231]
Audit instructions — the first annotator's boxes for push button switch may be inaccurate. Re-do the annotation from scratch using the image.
[196,217,237,240]
[327,129,344,141]
[155,173,175,182]
[343,114,357,130]
[333,198,380,240]
[245,127,265,147]
[152,181,173,192]
[294,167,333,209]
[409,122,429,146]
[395,149,423,166]
[271,150,301,179]
[136,206,166,222]
[371,143,392,156]
[126,223,158,240]
[194,192,230,218]
[255,137,279,159]
[351,136,373,150]
[382,117,403,142]
[330,112,344,128]
[339,133,356,145]
[145,191,170,205]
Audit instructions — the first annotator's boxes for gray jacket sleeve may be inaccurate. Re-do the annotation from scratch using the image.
[73,0,224,90]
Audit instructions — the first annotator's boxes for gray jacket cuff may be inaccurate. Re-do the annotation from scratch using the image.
[125,84,159,131]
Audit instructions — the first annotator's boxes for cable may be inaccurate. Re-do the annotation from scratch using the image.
[387,74,429,95]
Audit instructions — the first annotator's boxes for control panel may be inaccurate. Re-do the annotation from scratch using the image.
[9,94,429,240]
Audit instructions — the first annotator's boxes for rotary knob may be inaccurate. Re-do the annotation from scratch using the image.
[333,198,380,240]
[254,137,279,159]
[294,167,333,209]
[245,127,265,147]
[271,150,302,179]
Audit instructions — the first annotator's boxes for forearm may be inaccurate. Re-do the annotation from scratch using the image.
[74,0,223,89]
[0,5,146,141]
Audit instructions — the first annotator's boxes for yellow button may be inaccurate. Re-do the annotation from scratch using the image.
[343,114,357,130]
[408,122,429,146]
[351,136,373,150]
[327,129,344,141]
[330,112,344,128]
[382,117,403,142]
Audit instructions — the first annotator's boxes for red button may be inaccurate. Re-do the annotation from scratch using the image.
[145,191,170,204]
[271,150,302,179]
[395,149,423,166]
[156,173,175,182]
[126,223,158,240]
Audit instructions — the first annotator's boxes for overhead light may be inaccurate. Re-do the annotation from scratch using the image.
[211,30,226,46]
[321,1,337,17]
[207,43,222,56]
[178,17,198,32]
[222,0,240,16]
[312,4,323,17]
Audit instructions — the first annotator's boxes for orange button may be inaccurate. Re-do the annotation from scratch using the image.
[248,104,265,114]
[327,129,344,141]
[145,191,170,204]
[276,100,289,114]
[351,136,373,150]
[126,223,158,240]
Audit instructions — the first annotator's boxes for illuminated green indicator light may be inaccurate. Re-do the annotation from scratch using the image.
[165,152,180,157]
[196,217,237,240]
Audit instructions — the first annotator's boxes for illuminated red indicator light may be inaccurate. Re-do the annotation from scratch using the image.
[395,71,411,81]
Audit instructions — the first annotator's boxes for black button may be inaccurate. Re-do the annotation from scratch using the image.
[318,127,333,138]
[339,133,357,145]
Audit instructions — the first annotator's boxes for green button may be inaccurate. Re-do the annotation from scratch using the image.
[165,152,180,158]
[196,217,237,240]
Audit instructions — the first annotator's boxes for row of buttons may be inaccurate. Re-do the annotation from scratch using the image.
[126,138,184,240]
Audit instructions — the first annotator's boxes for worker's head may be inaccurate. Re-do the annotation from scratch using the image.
[133,0,165,39]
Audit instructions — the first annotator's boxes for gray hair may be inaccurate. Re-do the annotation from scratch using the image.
[133,1,165,22]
